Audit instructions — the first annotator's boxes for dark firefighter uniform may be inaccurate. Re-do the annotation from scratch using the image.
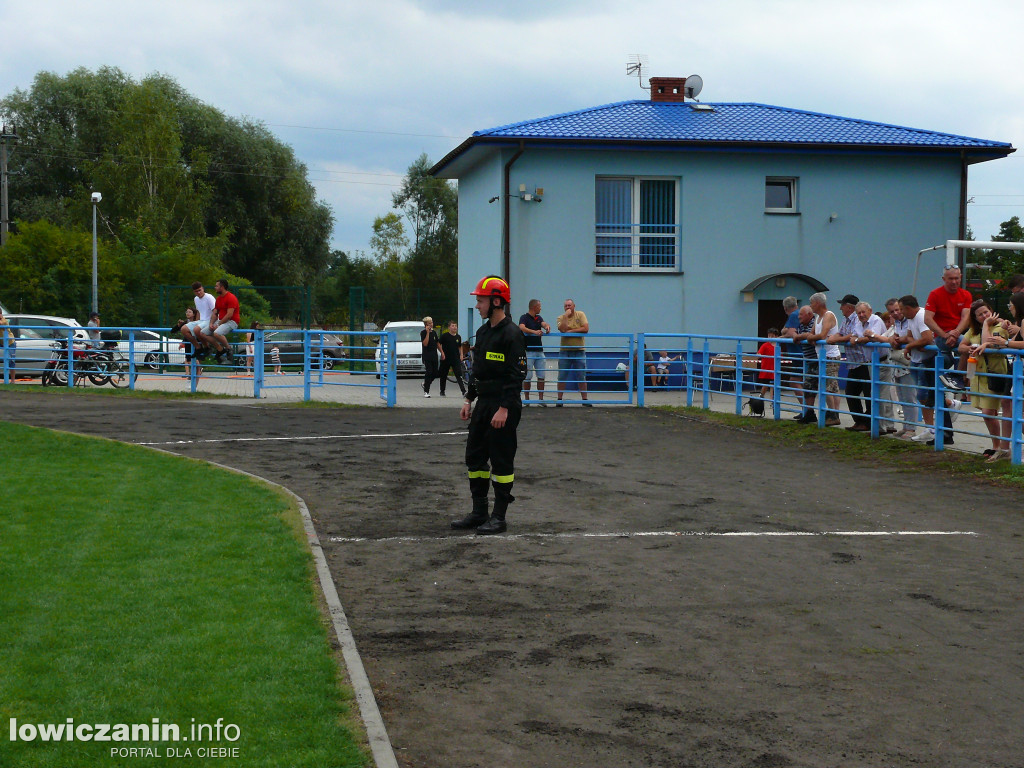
[460,315,526,531]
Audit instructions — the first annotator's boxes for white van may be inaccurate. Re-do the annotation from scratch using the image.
[374,320,440,377]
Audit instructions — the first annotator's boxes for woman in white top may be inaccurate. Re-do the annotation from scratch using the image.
[808,292,842,425]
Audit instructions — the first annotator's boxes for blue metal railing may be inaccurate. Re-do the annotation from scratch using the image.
[5,323,1022,459]
[520,333,635,406]
[3,324,398,406]
[636,332,1023,464]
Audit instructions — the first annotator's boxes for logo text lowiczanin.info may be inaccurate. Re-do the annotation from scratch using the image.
[9,717,240,744]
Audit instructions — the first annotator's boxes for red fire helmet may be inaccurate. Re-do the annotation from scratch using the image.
[470,275,511,303]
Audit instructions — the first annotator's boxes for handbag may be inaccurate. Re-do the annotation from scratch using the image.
[981,353,1010,395]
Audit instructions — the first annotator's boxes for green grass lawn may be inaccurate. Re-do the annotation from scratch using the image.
[0,421,370,768]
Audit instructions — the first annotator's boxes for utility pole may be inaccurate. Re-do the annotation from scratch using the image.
[0,123,17,247]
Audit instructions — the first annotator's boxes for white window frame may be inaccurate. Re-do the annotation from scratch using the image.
[765,176,798,214]
[595,175,680,272]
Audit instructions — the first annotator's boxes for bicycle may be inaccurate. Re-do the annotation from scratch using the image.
[40,339,135,387]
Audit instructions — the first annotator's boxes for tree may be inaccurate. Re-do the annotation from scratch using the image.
[0,67,334,297]
[370,213,412,317]
[389,154,458,321]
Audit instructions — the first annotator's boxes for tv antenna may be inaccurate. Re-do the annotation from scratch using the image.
[626,54,650,90]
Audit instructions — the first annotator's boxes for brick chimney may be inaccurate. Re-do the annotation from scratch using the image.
[649,77,688,103]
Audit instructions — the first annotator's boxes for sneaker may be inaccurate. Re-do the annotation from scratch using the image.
[912,429,935,442]
[582,402,593,408]
[938,374,963,391]
[946,398,962,424]
[439,392,446,397]
[424,392,430,398]
[824,416,841,427]
[214,350,224,363]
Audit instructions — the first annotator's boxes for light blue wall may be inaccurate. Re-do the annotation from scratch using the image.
[456,146,963,338]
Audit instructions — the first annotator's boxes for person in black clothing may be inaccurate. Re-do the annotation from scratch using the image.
[438,321,467,396]
[518,298,551,404]
[452,276,526,535]
[420,316,443,397]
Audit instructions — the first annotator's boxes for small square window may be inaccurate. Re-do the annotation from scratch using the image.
[765,177,797,213]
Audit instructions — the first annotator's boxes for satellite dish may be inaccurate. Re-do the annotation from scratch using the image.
[626,54,650,90]
[685,74,703,100]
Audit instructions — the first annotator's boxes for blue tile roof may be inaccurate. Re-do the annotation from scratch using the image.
[472,100,1011,149]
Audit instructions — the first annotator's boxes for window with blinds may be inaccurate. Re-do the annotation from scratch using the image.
[595,177,679,271]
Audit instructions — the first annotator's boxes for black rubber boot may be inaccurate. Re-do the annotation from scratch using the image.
[475,517,507,535]
[451,498,488,530]
[476,485,513,535]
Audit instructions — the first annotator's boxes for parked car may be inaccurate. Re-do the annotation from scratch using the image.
[374,321,438,377]
[2,325,65,377]
[260,331,345,370]
[6,316,186,372]
[7,314,88,342]
[125,329,189,370]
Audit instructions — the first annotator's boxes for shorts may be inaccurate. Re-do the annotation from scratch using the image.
[558,348,586,384]
[912,363,936,408]
[213,319,238,336]
[803,359,841,393]
[524,351,546,381]
[825,360,840,394]
[185,320,204,334]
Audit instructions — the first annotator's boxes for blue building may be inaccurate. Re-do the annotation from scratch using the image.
[431,77,1014,338]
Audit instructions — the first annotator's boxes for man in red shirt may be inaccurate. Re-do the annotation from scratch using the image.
[198,278,241,364]
[924,265,972,388]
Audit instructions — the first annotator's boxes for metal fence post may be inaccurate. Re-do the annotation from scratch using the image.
[702,339,710,410]
[254,330,264,399]
[733,339,743,414]
[303,331,312,402]
[66,329,75,387]
[686,338,694,408]
[634,335,643,409]
[932,348,945,451]
[387,331,397,407]
[1012,354,1022,465]
[772,343,782,420]
[869,345,880,437]
[815,343,825,426]
[128,331,136,391]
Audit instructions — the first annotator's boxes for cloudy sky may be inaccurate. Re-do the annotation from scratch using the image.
[2,0,1021,256]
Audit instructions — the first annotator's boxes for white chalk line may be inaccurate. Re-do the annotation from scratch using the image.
[329,530,978,544]
[136,430,465,446]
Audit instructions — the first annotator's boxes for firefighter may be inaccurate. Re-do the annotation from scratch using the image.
[451,275,527,535]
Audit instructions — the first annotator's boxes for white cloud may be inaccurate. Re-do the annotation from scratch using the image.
[1,0,1021,248]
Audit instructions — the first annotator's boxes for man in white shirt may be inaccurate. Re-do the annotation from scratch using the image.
[850,301,892,433]
[181,281,217,358]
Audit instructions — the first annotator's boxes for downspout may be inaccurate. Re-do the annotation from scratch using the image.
[958,150,968,272]
[502,141,525,281]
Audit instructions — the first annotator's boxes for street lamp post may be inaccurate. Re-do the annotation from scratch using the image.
[91,192,101,314]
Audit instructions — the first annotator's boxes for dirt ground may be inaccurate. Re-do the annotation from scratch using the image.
[3,393,1023,768]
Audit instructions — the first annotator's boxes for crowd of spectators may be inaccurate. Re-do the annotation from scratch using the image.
[769,268,1024,457]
